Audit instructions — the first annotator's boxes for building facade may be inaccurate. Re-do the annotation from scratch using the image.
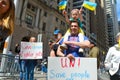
[105,0,119,46]
[88,0,119,53]
[118,21,120,31]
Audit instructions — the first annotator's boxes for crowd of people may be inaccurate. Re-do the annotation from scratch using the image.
[0,0,120,80]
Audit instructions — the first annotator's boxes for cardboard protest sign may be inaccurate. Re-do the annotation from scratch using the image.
[48,57,97,80]
[20,42,43,59]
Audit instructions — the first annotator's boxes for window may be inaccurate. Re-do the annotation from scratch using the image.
[73,2,83,7]
[57,6,59,10]
[68,2,70,7]
[68,15,70,19]
[73,0,77,2]
[63,22,65,26]
[68,8,70,13]
[54,27,58,31]
[25,3,37,28]
[57,0,60,4]
[56,17,58,22]
[98,0,101,4]
[42,22,46,31]
[27,3,37,13]
[27,3,31,9]
[61,21,62,24]
[61,21,65,26]
[82,11,86,15]
[83,16,86,20]
[44,11,47,17]
[82,21,86,25]
[25,14,33,25]
[31,6,36,12]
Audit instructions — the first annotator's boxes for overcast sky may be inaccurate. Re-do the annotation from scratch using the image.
[116,0,120,21]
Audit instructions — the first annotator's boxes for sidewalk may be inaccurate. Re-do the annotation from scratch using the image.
[98,69,110,80]
[34,71,47,80]
[0,71,47,80]
[0,70,110,80]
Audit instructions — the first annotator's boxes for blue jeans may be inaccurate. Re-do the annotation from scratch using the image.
[19,60,26,80]
[41,65,47,73]
[110,74,120,80]
[25,60,37,80]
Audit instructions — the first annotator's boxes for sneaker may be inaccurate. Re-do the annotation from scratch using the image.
[79,48,84,52]
[60,44,68,50]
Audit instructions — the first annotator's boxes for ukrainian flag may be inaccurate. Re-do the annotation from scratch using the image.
[59,0,67,10]
[82,1,97,11]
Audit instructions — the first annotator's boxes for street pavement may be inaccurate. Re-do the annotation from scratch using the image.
[0,70,110,80]
[34,71,47,80]
[98,69,110,80]
[0,71,47,80]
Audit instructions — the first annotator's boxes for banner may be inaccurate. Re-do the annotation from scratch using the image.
[20,42,43,59]
[48,57,97,80]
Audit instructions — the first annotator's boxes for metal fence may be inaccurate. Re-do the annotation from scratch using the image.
[0,54,20,80]
[0,54,48,80]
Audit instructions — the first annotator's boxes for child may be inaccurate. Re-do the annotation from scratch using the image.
[60,8,84,53]
[63,8,83,28]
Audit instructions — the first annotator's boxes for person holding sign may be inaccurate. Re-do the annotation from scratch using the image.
[57,20,90,60]
[104,32,120,80]
[18,36,40,80]
[18,36,30,80]
[25,36,37,80]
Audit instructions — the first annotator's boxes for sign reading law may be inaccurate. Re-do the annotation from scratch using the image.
[20,42,43,59]
[48,57,97,80]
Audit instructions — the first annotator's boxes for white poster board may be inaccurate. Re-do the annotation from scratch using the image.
[20,42,43,59]
[48,57,97,80]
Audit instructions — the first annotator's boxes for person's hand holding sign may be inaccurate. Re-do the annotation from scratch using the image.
[66,54,75,60]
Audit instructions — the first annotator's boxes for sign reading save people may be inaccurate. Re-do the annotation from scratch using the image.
[20,42,43,59]
[48,57,97,80]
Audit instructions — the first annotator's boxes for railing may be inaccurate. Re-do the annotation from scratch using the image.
[0,54,20,80]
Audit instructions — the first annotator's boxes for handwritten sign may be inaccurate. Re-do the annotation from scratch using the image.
[20,42,43,59]
[48,57,97,80]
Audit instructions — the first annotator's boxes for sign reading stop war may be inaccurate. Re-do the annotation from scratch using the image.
[48,57,97,80]
[20,42,43,59]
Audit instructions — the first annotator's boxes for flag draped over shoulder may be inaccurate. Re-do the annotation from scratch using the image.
[59,0,67,10]
[82,1,97,11]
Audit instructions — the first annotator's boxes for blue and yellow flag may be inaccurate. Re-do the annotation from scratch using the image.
[59,0,67,10]
[82,1,97,11]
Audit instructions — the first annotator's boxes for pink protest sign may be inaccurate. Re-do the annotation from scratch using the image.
[20,42,43,59]
[48,57,97,80]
